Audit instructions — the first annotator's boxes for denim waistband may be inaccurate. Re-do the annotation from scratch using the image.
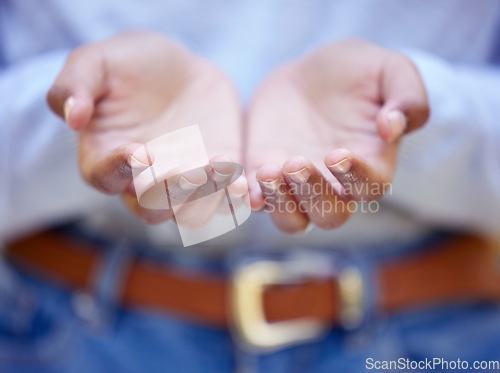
[1,222,469,345]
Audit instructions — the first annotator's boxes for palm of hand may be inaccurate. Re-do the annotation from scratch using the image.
[49,31,243,224]
[247,41,397,185]
[80,32,242,168]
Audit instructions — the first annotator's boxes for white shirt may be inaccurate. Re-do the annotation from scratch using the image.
[1,0,499,252]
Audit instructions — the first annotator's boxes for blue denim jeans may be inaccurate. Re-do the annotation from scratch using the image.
[1,232,500,373]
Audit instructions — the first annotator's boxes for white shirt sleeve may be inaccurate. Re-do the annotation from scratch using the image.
[0,50,108,242]
[386,49,500,235]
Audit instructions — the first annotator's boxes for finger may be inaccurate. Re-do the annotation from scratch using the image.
[47,45,106,130]
[122,193,174,225]
[218,153,260,210]
[174,192,224,231]
[209,156,251,221]
[249,179,266,211]
[171,167,231,231]
[256,164,310,234]
[168,166,208,206]
[325,149,393,202]
[283,156,351,230]
[83,143,150,195]
[377,54,430,143]
[210,155,248,196]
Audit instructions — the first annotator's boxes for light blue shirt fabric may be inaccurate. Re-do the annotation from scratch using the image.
[0,0,499,250]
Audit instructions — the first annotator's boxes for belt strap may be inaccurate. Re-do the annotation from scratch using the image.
[5,232,500,328]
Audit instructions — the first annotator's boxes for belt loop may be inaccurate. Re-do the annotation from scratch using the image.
[337,249,380,354]
[72,241,132,332]
[344,249,377,330]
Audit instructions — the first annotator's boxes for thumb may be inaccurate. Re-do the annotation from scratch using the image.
[46,45,106,130]
[376,54,430,143]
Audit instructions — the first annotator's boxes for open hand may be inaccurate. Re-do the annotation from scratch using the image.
[246,39,429,233]
[48,31,242,224]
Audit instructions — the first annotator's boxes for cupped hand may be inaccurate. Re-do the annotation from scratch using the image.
[246,39,429,233]
[47,30,242,224]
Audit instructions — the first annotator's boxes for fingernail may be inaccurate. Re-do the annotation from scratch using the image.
[178,175,204,190]
[327,158,352,174]
[259,178,281,193]
[212,168,233,183]
[178,168,207,191]
[285,167,311,184]
[214,168,232,177]
[128,155,150,170]
[64,96,75,123]
[387,110,407,142]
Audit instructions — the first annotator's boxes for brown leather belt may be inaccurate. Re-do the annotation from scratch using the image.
[5,231,500,329]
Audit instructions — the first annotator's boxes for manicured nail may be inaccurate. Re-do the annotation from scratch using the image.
[213,168,234,183]
[178,175,204,190]
[178,168,207,191]
[128,155,150,170]
[285,167,311,184]
[64,96,75,123]
[327,158,352,174]
[214,168,233,177]
[128,145,153,170]
[259,178,281,193]
[387,110,407,142]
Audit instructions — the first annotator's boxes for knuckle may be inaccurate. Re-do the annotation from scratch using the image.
[115,157,132,179]
[342,171,362,185]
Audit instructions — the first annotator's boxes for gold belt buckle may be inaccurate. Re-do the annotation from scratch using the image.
[230,258,364,352]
